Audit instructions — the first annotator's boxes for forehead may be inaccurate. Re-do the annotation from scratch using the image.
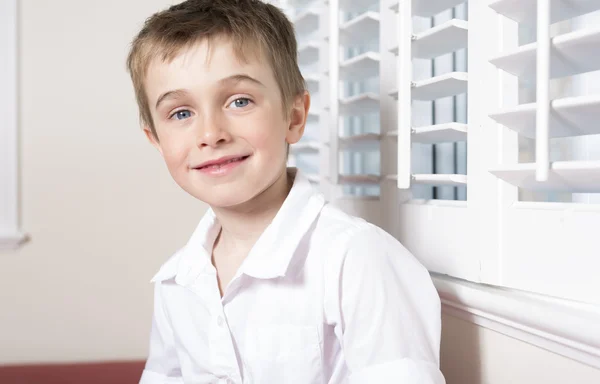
[144,37,277,103]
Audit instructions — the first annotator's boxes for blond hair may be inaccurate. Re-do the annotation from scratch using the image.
[126,0,305,139]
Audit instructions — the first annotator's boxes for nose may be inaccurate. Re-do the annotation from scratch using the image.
[195,113,232,148]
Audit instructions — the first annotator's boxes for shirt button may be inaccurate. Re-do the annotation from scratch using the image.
[217,316,225,328]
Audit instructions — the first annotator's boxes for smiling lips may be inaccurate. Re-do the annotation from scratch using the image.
[193,155,250,176]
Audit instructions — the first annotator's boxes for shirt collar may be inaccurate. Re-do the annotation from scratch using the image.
[150,168,325,283]
[150,208,219,284]
[240,169,325,279]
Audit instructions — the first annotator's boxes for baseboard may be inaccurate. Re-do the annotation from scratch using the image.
[432,273,600,369]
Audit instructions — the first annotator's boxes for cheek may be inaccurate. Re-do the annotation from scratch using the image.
[159,139,189,173]
[252,129,287,161]
[245,117,287,151]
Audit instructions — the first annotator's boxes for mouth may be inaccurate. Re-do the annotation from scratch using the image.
[194,155,251,171]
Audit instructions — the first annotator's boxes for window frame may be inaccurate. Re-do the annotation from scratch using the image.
[0,0,27,250]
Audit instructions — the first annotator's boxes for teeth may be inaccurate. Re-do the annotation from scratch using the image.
[204,157,244,169]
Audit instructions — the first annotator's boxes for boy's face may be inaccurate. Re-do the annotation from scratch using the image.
[143,38,309,208]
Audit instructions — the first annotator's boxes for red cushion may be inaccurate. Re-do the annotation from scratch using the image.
[0,360,145,384]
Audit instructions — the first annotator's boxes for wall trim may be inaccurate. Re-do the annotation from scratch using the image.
[0,0,25,250]
[0,232,28,250]
[432,274,600,370]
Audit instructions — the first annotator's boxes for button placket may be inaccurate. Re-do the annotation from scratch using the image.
[199,261,243,381]
[209,306,241,381]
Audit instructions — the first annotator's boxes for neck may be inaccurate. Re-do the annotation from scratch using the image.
[212,167,292,254]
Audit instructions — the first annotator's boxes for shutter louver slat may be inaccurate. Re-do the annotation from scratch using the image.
[408,123,468,144]
[293,134,382,154]
[304,73,319,93]
[390,72,469,101]
[490,27,600,82]
[390,0,466,18]
[307,109,319,123]
[490,95,600,139]
[297,41,319,65]
[339,52,380,80]
[338,174,381,186]
[412,174,468,186]
[490,161,600,193]
[412,72,468,101]
[339,93,380,115]
[340,11,380,47]
[292,9,319,35]
[290,141,321,154]
[339,0,378,13]
[390,19,469,60]
[489,0,600,25]
[386,174,468,186]
[339,133,381,151]
[303,73,319,83]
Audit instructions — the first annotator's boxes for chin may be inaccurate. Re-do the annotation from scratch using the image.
[203,195,256,209]
[183,184,261,209]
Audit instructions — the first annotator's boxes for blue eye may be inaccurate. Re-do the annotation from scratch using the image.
[172,110,192,120]
[229,98,251,109]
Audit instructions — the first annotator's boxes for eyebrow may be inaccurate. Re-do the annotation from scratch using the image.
[155,89,190,110]
[219,73,265,88]
[154,74,265,110]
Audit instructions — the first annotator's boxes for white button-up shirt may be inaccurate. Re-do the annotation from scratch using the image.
[140,170,445,384]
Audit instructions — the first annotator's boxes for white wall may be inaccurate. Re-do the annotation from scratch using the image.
[2,2,600,383]
[0,0,204,364]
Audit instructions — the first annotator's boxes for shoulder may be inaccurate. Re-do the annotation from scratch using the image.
[317,203,434,291]
[318,205,440,325]
[313,203,373,243]
[315,203,414,262]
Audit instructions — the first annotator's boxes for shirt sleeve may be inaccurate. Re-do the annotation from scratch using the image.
[324,224,446,384]
[139,282,184,384]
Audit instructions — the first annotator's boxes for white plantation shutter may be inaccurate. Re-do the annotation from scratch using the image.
[328,0,382,199]
[479,0,600,305]
[379,0,478,281]
[489,0,600,190]
[389,0,468,190]
[285,1,326,191]
[286,0,384,220]
[285,0,600,307]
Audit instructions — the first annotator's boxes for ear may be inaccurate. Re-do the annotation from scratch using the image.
[285,91,310,145]
[144,126,163,155]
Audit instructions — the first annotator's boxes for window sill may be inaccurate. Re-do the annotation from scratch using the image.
[0,231,29,250]
[432,273,600,369]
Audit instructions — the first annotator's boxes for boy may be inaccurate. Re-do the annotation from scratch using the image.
[127,1,445,383]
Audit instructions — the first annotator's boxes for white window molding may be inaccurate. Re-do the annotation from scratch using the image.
[0,0,27,250]
[433,273,600,370]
